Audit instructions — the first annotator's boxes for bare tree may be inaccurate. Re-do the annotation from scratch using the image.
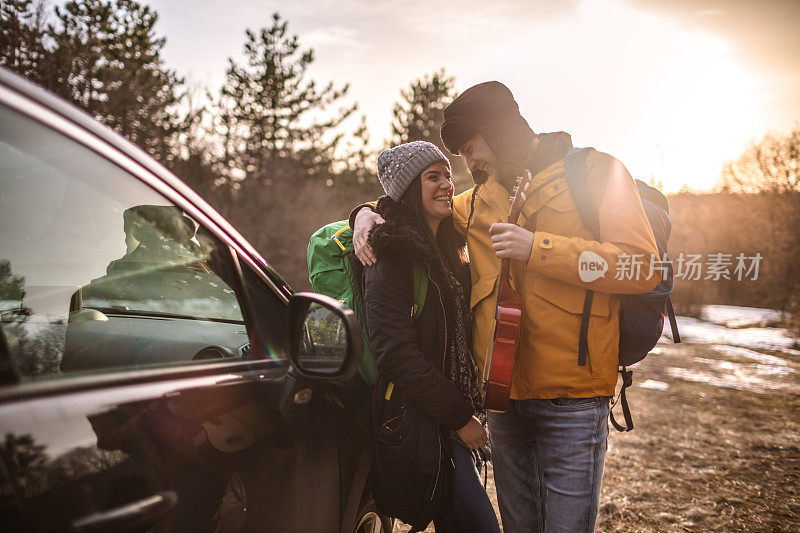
[719,126,800,193]
[716,126,800,326]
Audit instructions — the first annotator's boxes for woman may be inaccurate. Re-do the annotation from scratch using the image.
[363,141,500,532]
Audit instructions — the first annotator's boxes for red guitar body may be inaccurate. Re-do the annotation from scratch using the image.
[483,171,533,412]
[484,259,522,412]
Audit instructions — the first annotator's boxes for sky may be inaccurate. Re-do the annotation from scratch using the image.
[148,0,800,192]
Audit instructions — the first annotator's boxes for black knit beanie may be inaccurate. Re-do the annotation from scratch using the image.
[440,81,535,164]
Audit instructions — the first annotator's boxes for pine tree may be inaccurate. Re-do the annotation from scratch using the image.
[0,0,49,83]
[336,114,381,193]
[216,12,356,184]
[390,70,471,191]
[46,0,185,164]
[391,70,454,146]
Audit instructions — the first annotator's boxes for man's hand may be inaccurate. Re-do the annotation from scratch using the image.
[456,416,488,450]
[489,223,534,261]
[353,208,384,266]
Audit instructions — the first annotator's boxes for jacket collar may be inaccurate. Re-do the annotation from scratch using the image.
[368,196,437,264]
[475,177,512,223]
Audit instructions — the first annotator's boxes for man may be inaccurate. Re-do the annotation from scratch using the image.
[352,81,660,532]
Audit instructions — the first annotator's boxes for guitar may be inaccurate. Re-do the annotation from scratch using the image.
[483,170,534,412]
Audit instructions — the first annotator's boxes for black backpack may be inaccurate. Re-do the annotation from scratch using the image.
[564,147,681,432]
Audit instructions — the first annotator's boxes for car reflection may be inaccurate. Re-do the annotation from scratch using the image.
[0,373,283,531]
[61,205,251,372]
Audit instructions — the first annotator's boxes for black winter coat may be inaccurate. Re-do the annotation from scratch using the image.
[363,197,473,431]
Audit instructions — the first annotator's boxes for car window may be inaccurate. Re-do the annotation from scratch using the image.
[0,103,259,379]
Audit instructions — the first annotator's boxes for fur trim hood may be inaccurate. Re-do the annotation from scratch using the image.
[367,196,436,264]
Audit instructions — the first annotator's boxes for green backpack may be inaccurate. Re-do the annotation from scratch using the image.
[307,221,428,385]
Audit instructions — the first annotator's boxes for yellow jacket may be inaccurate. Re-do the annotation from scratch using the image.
[452,140,660,398]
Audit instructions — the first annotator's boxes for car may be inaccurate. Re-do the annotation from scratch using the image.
[0,66,391,532]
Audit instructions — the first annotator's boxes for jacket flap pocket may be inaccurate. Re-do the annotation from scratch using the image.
[540,180,576,212]
[470,275,497,310]
[522,177,572,218]
[529,276,609,316]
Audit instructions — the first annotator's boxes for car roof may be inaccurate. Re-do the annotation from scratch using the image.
[0,66,292,297]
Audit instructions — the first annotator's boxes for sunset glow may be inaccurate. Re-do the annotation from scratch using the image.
[150,0,796,192]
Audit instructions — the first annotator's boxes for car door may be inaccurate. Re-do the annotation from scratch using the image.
[0,73,358,532]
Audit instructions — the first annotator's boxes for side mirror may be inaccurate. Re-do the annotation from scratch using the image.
[288,292,361,379]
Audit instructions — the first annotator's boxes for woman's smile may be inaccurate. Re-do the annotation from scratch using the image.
[421,160,455,234]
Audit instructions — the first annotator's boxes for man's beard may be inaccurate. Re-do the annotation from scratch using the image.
[470,166,518,192]
[471,168,489,185]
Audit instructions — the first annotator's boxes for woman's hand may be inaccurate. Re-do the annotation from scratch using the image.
[353,208,384,266]
[456,416,488,450]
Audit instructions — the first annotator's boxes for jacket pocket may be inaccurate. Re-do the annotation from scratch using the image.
[529,276,616,380]
[523,176,570,215]
[539,179,574,212]
[470,275,497,311]
[545,397,603,411]
[529,275,609,317]
[376,406,412,446]
[534,180,595,239]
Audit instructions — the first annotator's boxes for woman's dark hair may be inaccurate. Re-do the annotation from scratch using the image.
[399,176,469,287]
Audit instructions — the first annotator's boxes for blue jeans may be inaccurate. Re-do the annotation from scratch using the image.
[433,441,501,532]
[488,398,610,533]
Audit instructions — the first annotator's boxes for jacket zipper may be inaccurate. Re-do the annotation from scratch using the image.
[429,429,443,501]
[427,264,448,373]
[425,265,446,505]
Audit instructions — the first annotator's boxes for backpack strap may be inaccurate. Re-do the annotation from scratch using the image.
[609,368,634,432]
[565,147,600,238]
[564,147,599,366]
[331,223,351,252]
[411,263,428,319]
[577,293,593,367]
[386,264,429,401]
[665,297,681,343]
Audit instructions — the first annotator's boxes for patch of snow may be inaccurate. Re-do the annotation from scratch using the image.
[666,367,742,390]
[711,345,790,367]
[662,316,796,351]
[694,357,739,371]
[773,346,800,357]
[667,354,796,393]
[639,379,669,391]
[700,305,783,328]
[754,364,796,376]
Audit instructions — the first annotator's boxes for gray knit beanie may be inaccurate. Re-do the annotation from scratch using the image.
[376,141,451,200]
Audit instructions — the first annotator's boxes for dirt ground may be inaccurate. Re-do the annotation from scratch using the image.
[395,340,800,532]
